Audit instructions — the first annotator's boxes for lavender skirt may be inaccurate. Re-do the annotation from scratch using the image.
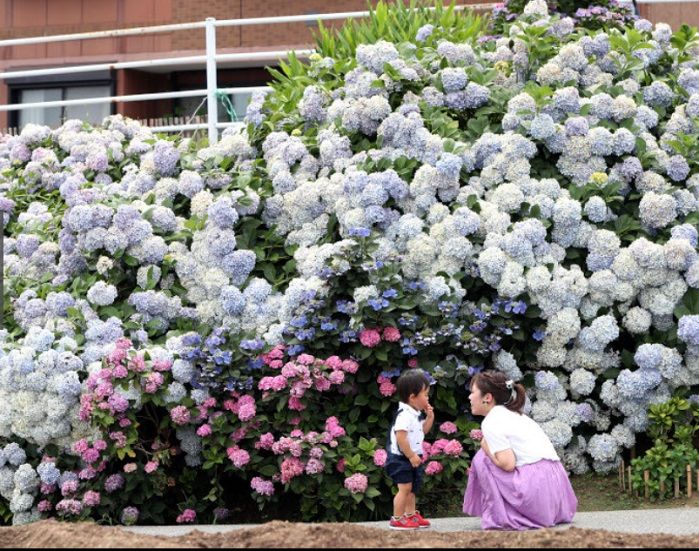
[463,450,577,531]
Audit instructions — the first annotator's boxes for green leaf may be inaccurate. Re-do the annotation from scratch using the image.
[680,288,699,316]
[354,394,370,406]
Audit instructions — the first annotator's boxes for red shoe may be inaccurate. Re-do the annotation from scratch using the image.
[389,514,420,530]
[407,510,431,528]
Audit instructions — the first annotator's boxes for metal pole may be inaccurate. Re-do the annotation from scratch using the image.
[205,17,218,145]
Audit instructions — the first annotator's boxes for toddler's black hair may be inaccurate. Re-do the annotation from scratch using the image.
[396,369,430,403]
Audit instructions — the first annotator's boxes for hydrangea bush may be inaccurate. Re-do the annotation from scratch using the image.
[490,0,638,35]
[1,0,699,525]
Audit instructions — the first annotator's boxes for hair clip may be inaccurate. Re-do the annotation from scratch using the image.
[505,379,514,390]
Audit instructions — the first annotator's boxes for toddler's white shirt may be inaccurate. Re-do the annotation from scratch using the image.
[389,401,424,455]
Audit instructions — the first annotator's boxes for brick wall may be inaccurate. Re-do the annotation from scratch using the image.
[0,0,172,62]
[639,3,699,29]
[170,0,491,51]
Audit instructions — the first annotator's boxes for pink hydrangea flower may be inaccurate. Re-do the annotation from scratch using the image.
[431,439,448,454]
[176,509,196,523]
[336,458,346,473]
[407,358,419,368]
[61,480,78,496]
[328,370,345,385]
[113,365,128,378]
[378,376,397,397]
[109,431,127,448]
[341,359,359,374]
[170,406,191,425]
[444,440,464,456]
[280,457,305,483]
[309,446,324,459]
[439,421,458,434]
[469,429,483,441]
[325,416,346,438]
[115,337,132,349]
[128,355,146,373]
[325,356,343,370]
[143,372,164,393]
[56,498,82,516]
[425,461,443,475]
[373,449,387,467]
[72,439,89,454]
[344,473,368,494]
[359,328,381,348]
[288,396,305,411]
[123,463,137,473]
[255,433,275,450]
[82,491,101,507]
[238,403,256,422]
[296,354,315,365]
[196,424,212,437]
[258,375,288,392]
[79,467,97,480]
[152,359,172,372]
[382,327,401,342]
[250,477,275,496]
[227,447,250,468]
[305,458,325,475]
[82,448,100,464]
[144,461,159,474]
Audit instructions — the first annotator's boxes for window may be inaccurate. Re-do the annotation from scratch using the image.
[17,84,112,128]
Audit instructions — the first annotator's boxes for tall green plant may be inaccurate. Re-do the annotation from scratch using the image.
[631,397,699,500]
[255,0,487,145]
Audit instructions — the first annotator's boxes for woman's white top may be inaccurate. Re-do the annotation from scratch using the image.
[389,402,424,455]
[481,405,560,467]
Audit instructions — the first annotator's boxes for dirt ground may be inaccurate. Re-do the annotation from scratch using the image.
[2,519,699,548]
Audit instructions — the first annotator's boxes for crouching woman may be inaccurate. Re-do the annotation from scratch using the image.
[463,371,577,530]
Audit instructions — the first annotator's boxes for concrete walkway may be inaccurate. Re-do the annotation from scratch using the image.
[123,507,699,537]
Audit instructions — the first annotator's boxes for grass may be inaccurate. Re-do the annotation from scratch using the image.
[420,472,699,518]
[572,472,699,512]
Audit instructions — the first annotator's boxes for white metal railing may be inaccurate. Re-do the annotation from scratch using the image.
[0,3,494,142]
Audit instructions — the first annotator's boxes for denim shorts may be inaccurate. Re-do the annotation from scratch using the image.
[385,452,424,494]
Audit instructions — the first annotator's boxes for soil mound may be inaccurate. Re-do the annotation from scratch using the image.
[2,519,699,548]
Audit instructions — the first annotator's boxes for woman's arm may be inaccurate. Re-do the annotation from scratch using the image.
[481,438,516,472]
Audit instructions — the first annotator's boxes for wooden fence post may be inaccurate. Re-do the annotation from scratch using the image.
[628,466,632,493]
[674,477,680,498]
[643,470,649,499]
[687,465,692,498]
[621,459,625,491]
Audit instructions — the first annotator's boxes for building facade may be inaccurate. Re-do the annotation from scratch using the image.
[0,0,695,130]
